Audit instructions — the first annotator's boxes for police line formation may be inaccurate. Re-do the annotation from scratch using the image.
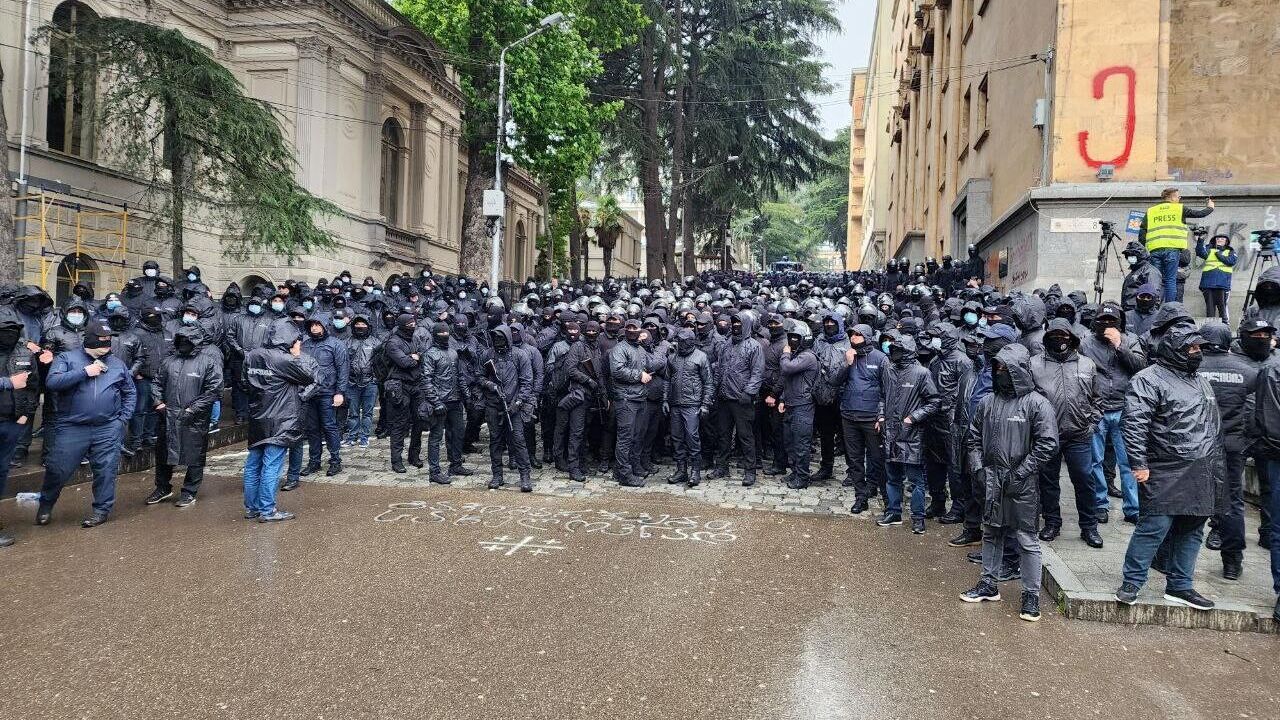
[1,218,1280,626]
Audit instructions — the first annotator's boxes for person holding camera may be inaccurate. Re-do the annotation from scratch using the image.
[1195,233,1237,324]
[1139,188,1214,303]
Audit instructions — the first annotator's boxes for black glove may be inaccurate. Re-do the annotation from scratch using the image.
[433,404,446,416]
[699,406,711,419]
[662,401,670,415]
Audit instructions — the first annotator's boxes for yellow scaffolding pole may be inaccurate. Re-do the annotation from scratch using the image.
[13,189,130,299]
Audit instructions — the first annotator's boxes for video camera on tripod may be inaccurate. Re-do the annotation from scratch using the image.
[1244,230,1280,309]
[1093,220,1123,303]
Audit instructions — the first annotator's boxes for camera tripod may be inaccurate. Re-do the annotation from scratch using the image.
[1244,230,1280,310]
[1093,221,1125,305]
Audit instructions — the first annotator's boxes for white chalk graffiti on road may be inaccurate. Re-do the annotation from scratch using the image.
[375,501,738,545]
[477,535,566,557]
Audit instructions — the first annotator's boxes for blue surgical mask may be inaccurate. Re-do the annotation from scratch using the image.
[270,302,285,313]
[881,341,892,354]
[333,318,348,330]
[963,312,978,326]
[302,300,313,310]
[106,299,122,310]
[372,288,382,296]
[928,337,942,350]
[66,312,85,326]
[144,268,158,278]
[182,314,198,325]
[248,304,263,315]
[391,286,401,294]
[187,273,198,282]
[978,317,988,328]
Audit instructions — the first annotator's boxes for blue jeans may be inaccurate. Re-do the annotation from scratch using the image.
[1092,410,1138,517]
[885,461,926,521]
[288,443,305,483]
[128,380,153,448]
[305,395,341,466]
[244,444,288,515]
[40,420,125,515]
[1121,514,1206,592]
[1040,439,1100,532]
[1150,248,1182,303]
[344,383,377,443]
[1259,459,1280,596]
[210,399,221,429]
[0,421,23,497]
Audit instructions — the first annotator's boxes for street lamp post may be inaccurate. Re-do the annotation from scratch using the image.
[490,12,567,292]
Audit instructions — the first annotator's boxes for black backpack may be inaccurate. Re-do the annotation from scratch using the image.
[371,340,393,383]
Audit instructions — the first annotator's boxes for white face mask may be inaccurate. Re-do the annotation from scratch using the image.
[391,286,401,294]
[66,312,85,326]
[1126,256,1138,267]
[85,346,111,359]
[144,268,158,278]
[271,302,285,313]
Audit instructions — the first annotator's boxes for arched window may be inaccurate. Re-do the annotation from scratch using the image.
[380,118,403,226]
[239,274,274,299]
[56,252,98,305]
[47,1,98,158]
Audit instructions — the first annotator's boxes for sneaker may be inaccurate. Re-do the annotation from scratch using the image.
[1019,592,1041,622]
[429,474,451,485]
[966,551,983,564]
[244,510,261,520]
[326,462,343,477]
[995,566,1021,583]
[80,513,108,528]
[960,582,1001,603]
[280,478,300,492]
[207,426,220,435]
[1038,525,1061,542]
[1115,582,1140,605]
[0,531,14,548]
[938,509,964,525]
[876,513,903,527]
[487,478,503,490]
[299,462,321,477]
[359,439,370,449]
[1096,509,1109,524]
[948,528,983,547]
[911,518,925,535]
[174,493,197,508]
[259,510,296,523]
[145,489,175,505]
[1123,514,1138,525]
[1164,588,1214,611]
[449,465,475,477]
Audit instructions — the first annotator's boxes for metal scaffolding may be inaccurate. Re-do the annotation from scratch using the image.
[14,190,129,298]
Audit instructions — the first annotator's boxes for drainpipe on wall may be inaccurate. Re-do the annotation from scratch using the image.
[14,0,38,280]
[1155,0,1171,180]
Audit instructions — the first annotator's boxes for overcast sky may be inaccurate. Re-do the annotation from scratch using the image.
[814,0,877,138]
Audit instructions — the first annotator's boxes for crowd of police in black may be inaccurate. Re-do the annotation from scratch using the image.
[2,237,1280,625]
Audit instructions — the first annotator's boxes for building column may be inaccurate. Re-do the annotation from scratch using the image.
[364,72,387,218]
[295,36,329,195]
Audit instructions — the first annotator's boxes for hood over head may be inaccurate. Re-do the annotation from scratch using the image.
[1156,327,1207,374]
[267,318,303,351]
[1198,321,1232,352]
[1149,301,1195,336]
[993,343,1036,397]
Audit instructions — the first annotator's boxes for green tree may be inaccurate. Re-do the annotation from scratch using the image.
[733,193,819,267]
[396,0,642,281]
[801,126,850,268]
[37,17,339,273]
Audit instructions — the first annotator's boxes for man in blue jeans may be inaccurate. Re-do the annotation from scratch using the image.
[1115,328,1219,610]
[1138,187,1214,303]
[301,319,348,477]
[242,320,314,522]
[1079,303,1147,523]
[875,333,940,534]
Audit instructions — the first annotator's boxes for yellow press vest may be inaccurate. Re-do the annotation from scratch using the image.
[1202,246,1234,275]
[1145,202,1187,252]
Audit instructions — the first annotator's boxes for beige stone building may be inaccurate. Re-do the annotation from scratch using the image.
[860,0,1280,308]
[845,70,868,270]
[4,0,545,303]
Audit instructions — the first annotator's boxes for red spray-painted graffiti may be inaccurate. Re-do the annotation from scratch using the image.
[1076,66,1136,169]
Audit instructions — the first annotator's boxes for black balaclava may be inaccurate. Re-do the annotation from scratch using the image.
[715,316,731,336]
[175,334,197,357]
[1044,331,1073,360]
[432,322,450,349]
[767,316,785,340]
[604,316,623,338]
[992,360,1016,396]
[676,328,696,356]
[730,316,744,338]
[1135,294,1157,313]
[1241,332,1275,362]
[982,336,1012,366]
[107,314,130,333]
[396,314,417,340]
[0,323,20,351]
[452,316,469,339]
[583,320,600,345]
[154,281,173,299]
[353,321,372,339]
[564,321,582,343]
[624,321,642,345]
[382,312,396,330]
[490,328,510,353]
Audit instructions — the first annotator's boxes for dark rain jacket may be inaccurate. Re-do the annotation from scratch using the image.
[813,312,851,406]
[345,323,380,387]
[154,326,224,467]
[1197,324,1260,454]
[925,324,973,464]
[45,348,137,426]
[1028,322,1101,444]
[244,320,315,448]
[716,312,765,403]
[609,335,657,403]
[779,347,819,408]
[302,324,349,398]
[838,335,886,421]
[966,344,1059,532]
[1244,265,1280,329]
[423,340,464,406]
[1120,243,1163,311]
[879,335,942,465]
[106,308,148,379]
[0,312,40,422]
[1079,327,1146,413]
[44,300,88,355]
[665,333,713,410]
[1123,330,1223,516]
[479,326,534,420]
[1011,294,1047,356]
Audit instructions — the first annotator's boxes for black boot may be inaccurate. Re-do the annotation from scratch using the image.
[299,461,321,477]
[667,463,689,485]
[813,465,833,482]
[1106,481,1122,498]
[688,469,702,487]
[519,471,533,493]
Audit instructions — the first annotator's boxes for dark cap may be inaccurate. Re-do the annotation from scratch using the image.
[1240,318,1277,334]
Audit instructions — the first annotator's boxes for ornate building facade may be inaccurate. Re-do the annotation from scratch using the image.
[3,0,545,300]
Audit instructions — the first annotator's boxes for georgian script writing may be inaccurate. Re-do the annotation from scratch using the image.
[375,501,738,545]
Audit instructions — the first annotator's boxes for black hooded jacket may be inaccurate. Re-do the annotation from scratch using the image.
[664,328,713,409]
[1029,318,1102,444]
[966,343,1059,532]
[879,334,942,465]
[716,312,765,403]
[154,325,224,466]
[244,319,315,448]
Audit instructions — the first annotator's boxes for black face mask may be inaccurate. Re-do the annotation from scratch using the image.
[175,337,197,356]
[383,316,396,330]
[1241,335,1274,361]
[731,322,743,337]
[155,285,173,298]
[994,368,1016,395]
[1255,285,1280,307]
[716,323,730,336]
[0,328,20,350]
[584,330,599,345]
[83,334,112,350]
[1092,319,1118,337]
[308,330,325,342]
[142,314,162,329]
[786,335,802,352]
[452,324,468,338]
[888,345,912,363]
[823,322,838,339]
[768,323,785,339]
[433,332,450,348]
[677,339,696,356]
[566,330,581,344]
[1135,297,1157,313]
[353,325,371,339]
[624,328,641,344]
[108,316,129,332]
[1045,335,1072,358]
[492,334,510,352]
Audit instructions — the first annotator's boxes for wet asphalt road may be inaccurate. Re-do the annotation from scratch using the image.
[0,469,1276,720]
